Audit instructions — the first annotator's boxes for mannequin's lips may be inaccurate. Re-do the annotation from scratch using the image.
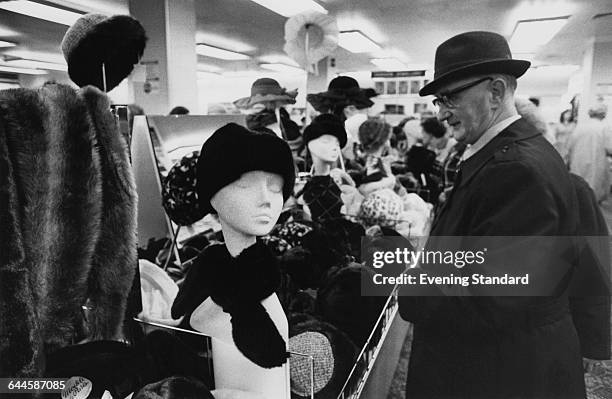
[254,214,272,222]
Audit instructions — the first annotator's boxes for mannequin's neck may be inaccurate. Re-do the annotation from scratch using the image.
[219,219,257,257]
[311,155,334,176]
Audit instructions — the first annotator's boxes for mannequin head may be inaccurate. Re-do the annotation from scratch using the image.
[308,135,341,164]
[210,171,284,239]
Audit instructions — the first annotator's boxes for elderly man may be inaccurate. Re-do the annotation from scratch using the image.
[398,31,585,398]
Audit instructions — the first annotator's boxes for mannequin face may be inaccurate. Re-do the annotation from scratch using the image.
[210,171,284,237]
[308,134,340,163]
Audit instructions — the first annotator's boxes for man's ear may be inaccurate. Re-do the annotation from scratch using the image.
[489,78,506,107]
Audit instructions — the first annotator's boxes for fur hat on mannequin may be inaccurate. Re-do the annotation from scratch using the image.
[195,123,295,216]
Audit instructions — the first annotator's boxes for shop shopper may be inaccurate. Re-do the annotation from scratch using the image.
[171,123,295,398]
[398,31,586,398]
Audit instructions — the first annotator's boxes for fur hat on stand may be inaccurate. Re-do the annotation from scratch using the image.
[303,114,348,149]
[61,13,147,91]
[196,123,295,216]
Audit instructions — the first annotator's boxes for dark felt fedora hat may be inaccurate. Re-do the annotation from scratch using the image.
[420,31,531,96]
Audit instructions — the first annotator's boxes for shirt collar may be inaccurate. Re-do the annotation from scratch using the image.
[461,115,521,161]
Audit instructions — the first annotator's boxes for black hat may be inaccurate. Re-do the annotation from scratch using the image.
[358,118,391,153]
[61,14,147,91]
[162,151,206,226]
[196,123,295,215]
[303,114,348,149]
[420,31,530,96]
[307,76,377,113]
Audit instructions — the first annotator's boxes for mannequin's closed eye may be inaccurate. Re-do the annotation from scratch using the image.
[267,176,283,193]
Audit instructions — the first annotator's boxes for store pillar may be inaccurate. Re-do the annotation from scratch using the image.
[578,15,612,118]
[129,0,198,115]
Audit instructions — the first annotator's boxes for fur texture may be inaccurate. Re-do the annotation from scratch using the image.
[79,85,138,341]
[0,85,102,375]
[0,83,138,376]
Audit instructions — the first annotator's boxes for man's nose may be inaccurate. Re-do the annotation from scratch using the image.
[436,106,451,121]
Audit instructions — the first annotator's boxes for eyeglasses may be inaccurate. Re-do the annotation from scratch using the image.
[432,77,493,108]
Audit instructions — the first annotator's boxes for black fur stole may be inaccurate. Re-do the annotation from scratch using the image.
[172,242,288,368]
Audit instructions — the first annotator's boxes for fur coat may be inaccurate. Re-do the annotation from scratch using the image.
[0,83,137,376]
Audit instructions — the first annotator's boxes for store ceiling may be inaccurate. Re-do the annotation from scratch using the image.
[0,0,610,77]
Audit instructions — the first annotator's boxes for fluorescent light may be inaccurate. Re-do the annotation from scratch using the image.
[339,31,381,53]
[197,71,221,80]
[531,64,580,74]
[198,63,222,73]
[195,31,255,53]
[2,50,66,65]
[259,54,300,67]
[510,17,569,52]
[4,59,67,71]
[0,40,16,48]
[0,65,46,75]
[196,44,250,61]
[222,70,262,78]
[260,63,304,73]
[371,58,406,71]
[0,1,83,26]
[248,0,327,17]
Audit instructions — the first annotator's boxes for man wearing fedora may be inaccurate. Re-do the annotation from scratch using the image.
[399,32,585,398]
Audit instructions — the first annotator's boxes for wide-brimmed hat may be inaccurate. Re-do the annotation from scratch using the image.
[233,78,298,109]
[61,13,147,91]
[307,76,377,113]
[196,123,295,216]
[419,31,530,96]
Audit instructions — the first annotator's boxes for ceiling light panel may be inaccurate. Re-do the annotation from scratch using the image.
[260,63,304,73]
[0,1,83,26]
[0,64,47,75]
[510,17,569,52]
[196,44,251,61]
[4,59,67,71]
[0,40,16,48]
[248,0,327,17]
[338,31,381,53]
[371,58,406,71]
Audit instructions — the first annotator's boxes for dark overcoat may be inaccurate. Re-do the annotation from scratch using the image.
[399,118,586,399]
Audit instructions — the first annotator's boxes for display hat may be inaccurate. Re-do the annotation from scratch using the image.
[307,76,377,113]
[358,118,391,153]
[196,123,295,215]
[589,102,608,117]
[288,317,358,399]
[303,113,348,149]
[61,13,147,91]
[134,376,214,399]
[419,31,531,96]
[233,78,298,109]
[162,151,206,226]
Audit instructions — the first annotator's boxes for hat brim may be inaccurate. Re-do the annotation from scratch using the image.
[233,93,297,109]
[419,58,531,96]
[65,15,147,91]
[307,89,377,112]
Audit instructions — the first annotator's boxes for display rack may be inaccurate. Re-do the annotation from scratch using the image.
[336,283,401,399]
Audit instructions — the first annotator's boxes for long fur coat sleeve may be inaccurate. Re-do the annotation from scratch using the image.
[0,83,137,376]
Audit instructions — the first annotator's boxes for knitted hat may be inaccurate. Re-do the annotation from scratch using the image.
[307,76,378,113]
[61,14,147,91]
[234,78,298,109]
[134,376,214,399]
[303,114,348,149]
[289,318,358,399]
[358,118,391,153]
[162,151,206,226]
[195,123,295,215]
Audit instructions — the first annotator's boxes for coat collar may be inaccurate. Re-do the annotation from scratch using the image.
[456,117,541,190]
